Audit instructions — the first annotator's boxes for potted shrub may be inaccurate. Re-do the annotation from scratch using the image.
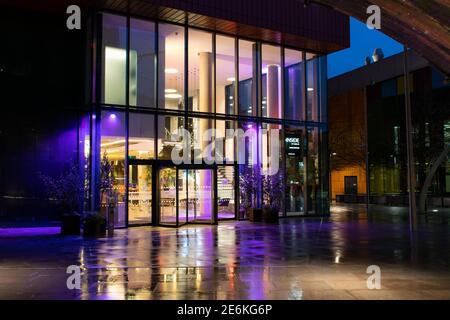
[82,212,106,237]
[40,164,83,235]
[262,173,284,223]
[99,151,118,234]
[240,165,262,222]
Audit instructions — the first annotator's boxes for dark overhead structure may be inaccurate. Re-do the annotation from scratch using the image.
[313,0,450,76]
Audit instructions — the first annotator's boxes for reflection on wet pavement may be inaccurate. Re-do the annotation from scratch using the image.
[0,204,450,299]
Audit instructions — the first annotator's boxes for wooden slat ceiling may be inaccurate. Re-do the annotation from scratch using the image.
[1,0,350,54]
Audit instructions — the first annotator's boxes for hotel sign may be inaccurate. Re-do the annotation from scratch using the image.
[285,136,302,157]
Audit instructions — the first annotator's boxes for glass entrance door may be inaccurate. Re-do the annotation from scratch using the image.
[217,166,235,219]
[128,164,152,225]
[158,167,215,226]
[178,169,215,224]
[159,167,178,225]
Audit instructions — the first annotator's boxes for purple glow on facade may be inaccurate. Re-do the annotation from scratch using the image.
[0,227,60,238]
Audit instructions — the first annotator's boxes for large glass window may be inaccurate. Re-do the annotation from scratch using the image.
[216,35,236,114]
[285,49,304,121]
[188,29,213,113]
[97,13,330,224]
[261,122,283,176]
[216,119,235,163]
[157,115,185,160]
[237,121,260,217]
[307,126,320,214]
[102,14,127,105]
[159,23,185,110]
[261,122,284,215]
[129,113,155,159]
[188,117,214,164]
[285,125,306,216]
[100,110,126,227]
[130,18,156,107]
[238,40,257,116]
[262,45,282,119]
[306,53,319,122]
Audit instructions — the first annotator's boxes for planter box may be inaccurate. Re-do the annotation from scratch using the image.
[61,213,80,235]
[262,208,279,223]
[248,208,262,222]
[83,222,106,237]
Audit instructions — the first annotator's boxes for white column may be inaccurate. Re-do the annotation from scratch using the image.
[198,52,213,220]
[267,64,280,119]
[199,52,212,113]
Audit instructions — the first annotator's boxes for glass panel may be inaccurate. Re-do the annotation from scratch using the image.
[318,56,328,123]
[157,115,185,160]
[237,121,258,167]
[218,166,235,219]
[129,113,155,160]
[178,169,188,225]
[216,35,236,114]
[100,110,126,227]
[261,122,283,176]
[188,117,214,164]
[215,120,235,163]
[318,126,329,214]
[159,167,177,225]
[128,164,152,225]
[159,23,185,110]
[261,122,284,216]
[306,54,319,122]
[188,29,213,113]
[80,114,91,211]
[285,125,306,216]
[130,18,156,107]
[102,14,127,105]
[187,169,214,223]
[285,49,304,121]
[262,44,282,118]
[237,121,260,218]
[307,126,319,214]
[238,40,256,116]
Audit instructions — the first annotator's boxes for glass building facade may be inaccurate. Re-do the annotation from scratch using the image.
[84,12,329,227]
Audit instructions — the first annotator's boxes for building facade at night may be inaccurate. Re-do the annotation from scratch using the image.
[0,1,349,227]
[329,51,450,205]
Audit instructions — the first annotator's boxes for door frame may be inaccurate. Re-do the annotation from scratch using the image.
[126,160,238,227]
[177,164,218,226]
[127,159,158,227]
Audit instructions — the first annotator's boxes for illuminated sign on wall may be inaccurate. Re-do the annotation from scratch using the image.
[285,136,302,156]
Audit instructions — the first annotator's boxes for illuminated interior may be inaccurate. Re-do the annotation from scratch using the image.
[95,12,328,227]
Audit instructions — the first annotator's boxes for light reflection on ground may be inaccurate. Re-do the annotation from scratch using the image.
[0,204,450,300]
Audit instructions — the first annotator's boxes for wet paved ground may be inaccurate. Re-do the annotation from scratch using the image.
[1,204,450,300]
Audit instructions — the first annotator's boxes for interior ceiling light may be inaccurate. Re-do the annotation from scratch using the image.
[226,77,235,82]
[165,93,182,99]
[165,88,177,93]
[165,68,179,74]
[307,87,314,91]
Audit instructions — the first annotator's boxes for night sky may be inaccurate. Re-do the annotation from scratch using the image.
[327,17,404,78]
